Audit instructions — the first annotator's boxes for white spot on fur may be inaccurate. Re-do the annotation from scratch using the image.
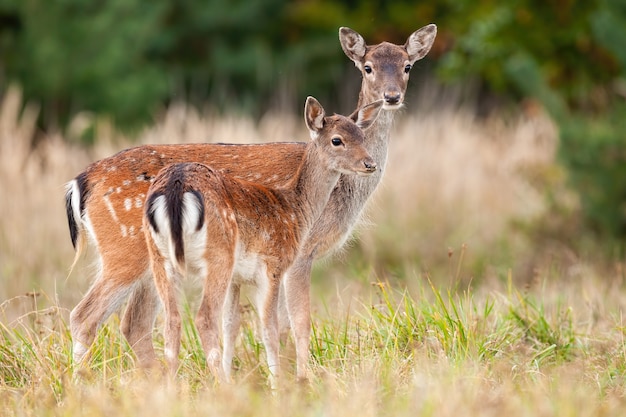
[116,187,122,194]
[120,224,128,237]
[124,198,132,211]
[129,225,135,236]
[123,180,131,186]
[135,197,143,208]
[103,195,119,223]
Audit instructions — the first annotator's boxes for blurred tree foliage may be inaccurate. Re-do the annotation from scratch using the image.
[1,0,621,124]
[0,0,624,238]
[431,0,626,240]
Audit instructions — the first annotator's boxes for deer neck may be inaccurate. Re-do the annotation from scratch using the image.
[287,143,343,230]
[362,108,394,176]
[330,107,394,220]
[357,89,396,175]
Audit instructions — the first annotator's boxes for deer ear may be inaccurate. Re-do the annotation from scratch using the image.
[350,99,384,131]
[304,96,326,139]
[339,27,367,66]
[405,24,437,64]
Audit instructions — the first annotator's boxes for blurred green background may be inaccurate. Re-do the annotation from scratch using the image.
[0,0,625,242]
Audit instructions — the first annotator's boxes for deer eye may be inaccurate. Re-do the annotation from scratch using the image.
[331,137,343,146]
[364,65,372,74]
[404,64,412,73]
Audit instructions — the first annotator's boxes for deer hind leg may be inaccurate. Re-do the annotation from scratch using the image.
[221,282,241,382]
[70,267,137,365]
[195,250,234,383]
[277,281,291,344]
[150,257,183,377]
[120,271,161,369]
[256,270,282,389]
[283,255,313,382]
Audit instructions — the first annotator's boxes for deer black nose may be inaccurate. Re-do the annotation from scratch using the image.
[384,92,401,105]
[364,161,377,172]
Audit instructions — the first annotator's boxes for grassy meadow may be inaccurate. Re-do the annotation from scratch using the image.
[2,84,626,416]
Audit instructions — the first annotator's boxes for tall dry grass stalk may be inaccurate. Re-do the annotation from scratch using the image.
[0,87,86,318]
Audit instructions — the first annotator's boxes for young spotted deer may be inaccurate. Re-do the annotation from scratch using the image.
[143,97,382,385]
[65,25,437,379]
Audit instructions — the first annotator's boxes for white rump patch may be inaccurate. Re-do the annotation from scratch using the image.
[182,192,203,234]
[148,195,173,262]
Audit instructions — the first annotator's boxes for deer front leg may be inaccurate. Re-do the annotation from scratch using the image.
[283,255,313,382]
[257,271,281,389]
